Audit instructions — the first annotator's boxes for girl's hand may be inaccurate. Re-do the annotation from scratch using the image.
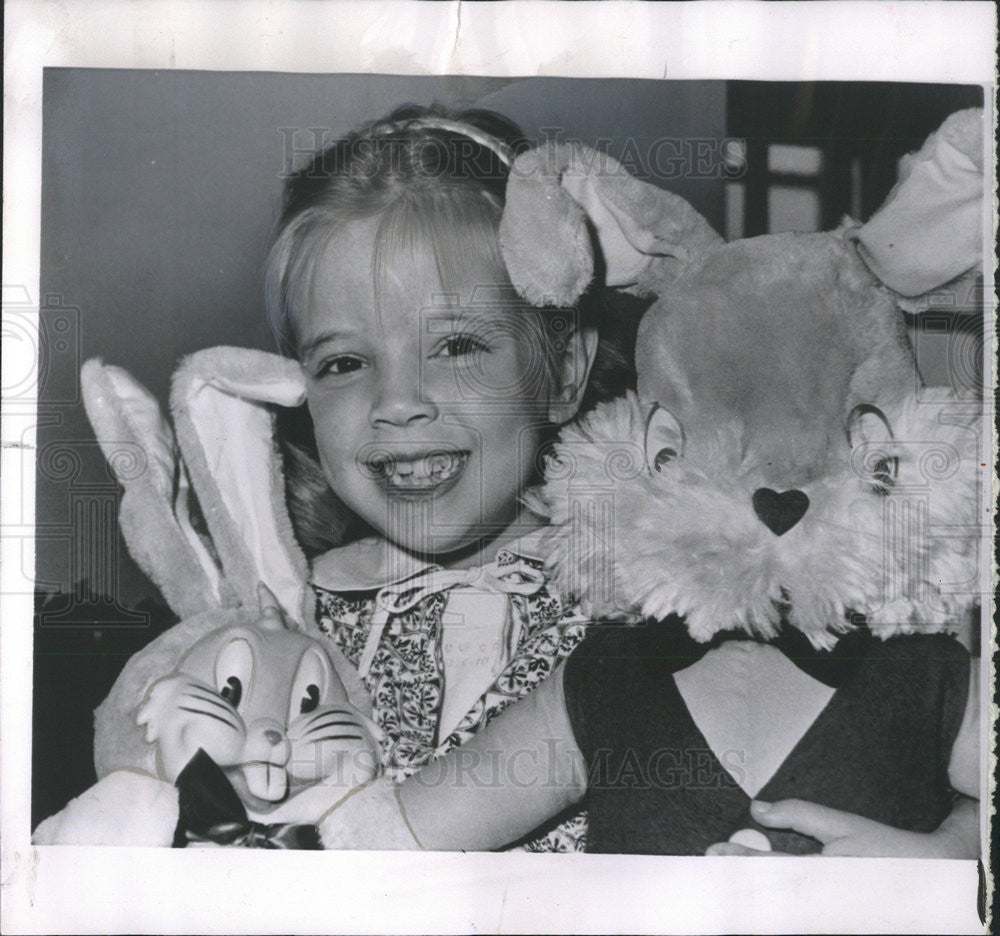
[706,797,979,858]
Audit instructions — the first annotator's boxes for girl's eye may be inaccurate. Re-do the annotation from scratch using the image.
[299,684,321,715]
[317,356,365,378]
[436,333,488,358]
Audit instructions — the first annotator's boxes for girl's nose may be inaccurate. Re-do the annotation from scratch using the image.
[369,364,439,428]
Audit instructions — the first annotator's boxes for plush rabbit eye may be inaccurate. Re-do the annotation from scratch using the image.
[644,405,684,475]
[220,677,243,708]
[215,638,253,711]
[289,649,332,722]
[653,447,677,471]
[870,455,898,496]
[846,404,893,448]
[846,404,897,495]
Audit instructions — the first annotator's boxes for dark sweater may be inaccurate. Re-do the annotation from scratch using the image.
[563,618,969,855]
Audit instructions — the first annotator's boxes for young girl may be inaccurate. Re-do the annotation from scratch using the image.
[265,104,641,851]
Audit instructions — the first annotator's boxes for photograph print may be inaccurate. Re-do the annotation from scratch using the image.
[26,71,988,869]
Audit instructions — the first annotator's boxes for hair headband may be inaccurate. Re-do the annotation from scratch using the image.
[375,117,513,167]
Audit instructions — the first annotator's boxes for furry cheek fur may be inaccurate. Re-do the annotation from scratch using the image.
[534,391,980,649]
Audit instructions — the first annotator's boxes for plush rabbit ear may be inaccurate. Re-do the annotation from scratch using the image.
[499,141,723,306]
[90,348,376,780]
[80,359,229,619]
[851,107,985,301]
[170,347,313,625]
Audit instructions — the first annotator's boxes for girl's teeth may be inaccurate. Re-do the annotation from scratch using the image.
[382,453,465,487]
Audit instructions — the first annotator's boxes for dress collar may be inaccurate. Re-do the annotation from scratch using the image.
[310,530,549,593]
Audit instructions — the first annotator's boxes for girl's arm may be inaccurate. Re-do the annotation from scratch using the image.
[311,666,588,850]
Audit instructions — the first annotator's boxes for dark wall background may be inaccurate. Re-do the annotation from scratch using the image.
[728,81,985,232]
[33,72,728,825]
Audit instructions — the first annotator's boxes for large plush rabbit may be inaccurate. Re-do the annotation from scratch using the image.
[503,109,984,645]
[500,108,984,853]
[34,349,376,846]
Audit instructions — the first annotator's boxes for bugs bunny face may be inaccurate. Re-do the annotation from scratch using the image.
[139,618,380,812]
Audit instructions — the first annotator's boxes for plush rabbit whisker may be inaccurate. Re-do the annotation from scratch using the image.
[307,733,368,745]
[299,719,365,737]
[298,706,364,732]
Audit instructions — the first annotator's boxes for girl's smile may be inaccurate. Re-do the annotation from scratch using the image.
[366,447,470,496]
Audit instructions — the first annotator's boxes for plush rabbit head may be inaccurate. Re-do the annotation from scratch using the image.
[503,109,984,647]
[136,608,379,812]
[82,348,371,782]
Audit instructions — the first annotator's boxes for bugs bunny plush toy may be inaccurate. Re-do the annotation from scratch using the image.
[34,348,379,847]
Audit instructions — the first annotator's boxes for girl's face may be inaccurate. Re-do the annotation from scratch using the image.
[294,216,570,562]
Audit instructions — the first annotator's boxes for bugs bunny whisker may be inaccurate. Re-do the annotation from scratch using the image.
[188,691,236,714]
[303,707,357,729]
[177,705,239,730]
[309,733,365,743]
[304,719,360,734]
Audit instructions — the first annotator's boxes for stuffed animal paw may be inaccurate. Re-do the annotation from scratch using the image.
[33,770,179,847]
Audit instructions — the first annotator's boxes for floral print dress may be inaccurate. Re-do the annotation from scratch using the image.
[311,536,589,852]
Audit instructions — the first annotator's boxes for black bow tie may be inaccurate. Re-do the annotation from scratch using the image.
[763,619,873,687]
[642,615,874,688]
[172,749,322,849]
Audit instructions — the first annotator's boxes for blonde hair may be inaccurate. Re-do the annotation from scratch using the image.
[265,104,524,356]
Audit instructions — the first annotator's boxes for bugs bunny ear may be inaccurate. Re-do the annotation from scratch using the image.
[170,347,314,625]
[499,141,723,306]
[851,107,985,300]
[80,358,230,619]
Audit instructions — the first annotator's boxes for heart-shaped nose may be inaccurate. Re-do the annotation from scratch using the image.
[263,729,283,746]
[752,488,809,536]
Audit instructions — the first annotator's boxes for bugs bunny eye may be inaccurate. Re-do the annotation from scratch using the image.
[288,649,332,722]
[215,638,253,711]
[644,404,685,475]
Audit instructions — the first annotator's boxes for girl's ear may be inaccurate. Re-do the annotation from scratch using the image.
[548,324,599,425]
